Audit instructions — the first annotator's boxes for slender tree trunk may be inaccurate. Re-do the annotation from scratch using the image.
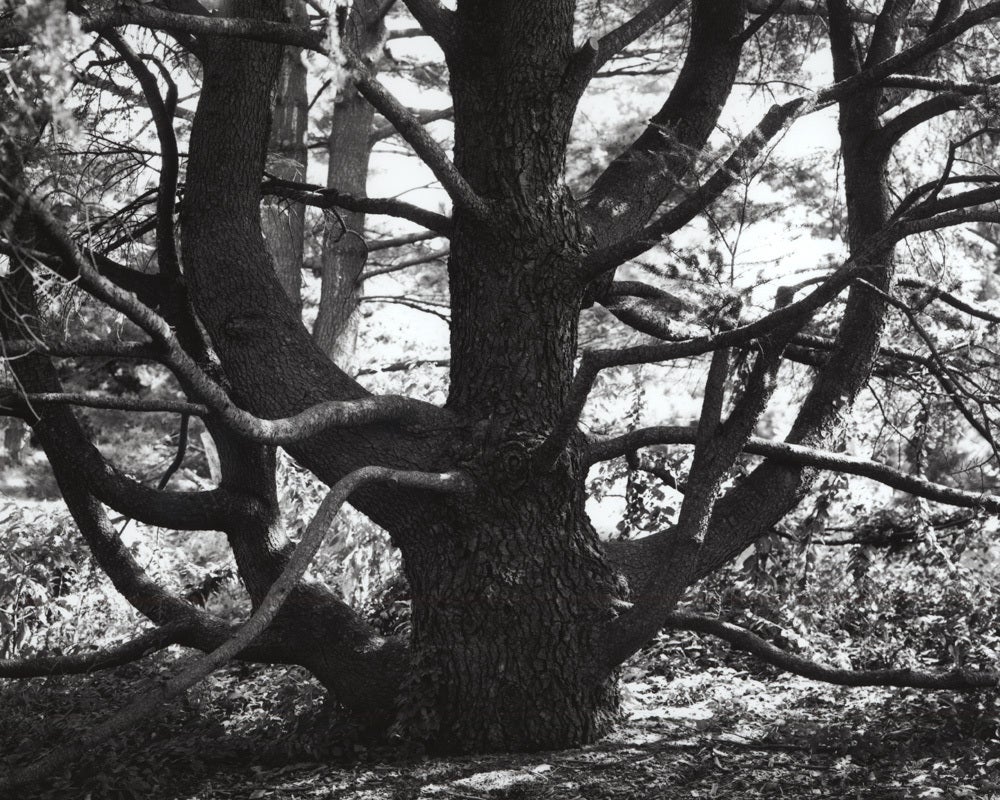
[261,0,308,308]
[312,1,386,369]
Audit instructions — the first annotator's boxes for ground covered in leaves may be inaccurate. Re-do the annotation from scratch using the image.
[3,644,998,800]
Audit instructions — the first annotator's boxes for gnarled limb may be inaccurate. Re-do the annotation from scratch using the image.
[0,466,472,793]
[180,11,463,541]
[3,185,457,446]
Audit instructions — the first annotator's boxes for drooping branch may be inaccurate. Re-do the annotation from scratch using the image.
[586,427,1000,514]
[0,465,472,793]
[0,273,253,535]
[0,623,188,679]
[665,612,1000,690]
[0,238,168,309]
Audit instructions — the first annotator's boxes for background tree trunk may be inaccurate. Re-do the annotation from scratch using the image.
[261,0,308,308]
[312,1,387,370]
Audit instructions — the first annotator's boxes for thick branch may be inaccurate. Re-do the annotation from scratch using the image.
[581,0,747,250]
[566,0,685,93]
[81,6,323,50]
[665,612,1000,689]
[875,92,969,153]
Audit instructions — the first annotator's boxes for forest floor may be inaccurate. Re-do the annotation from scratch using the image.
[3,650,999,800]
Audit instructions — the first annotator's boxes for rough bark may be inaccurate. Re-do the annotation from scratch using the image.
[262,0,309,307]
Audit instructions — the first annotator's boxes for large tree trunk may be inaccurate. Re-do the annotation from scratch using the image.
[401,473,624,753]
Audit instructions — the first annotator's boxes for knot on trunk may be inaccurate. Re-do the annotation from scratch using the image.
[490,434,547,486]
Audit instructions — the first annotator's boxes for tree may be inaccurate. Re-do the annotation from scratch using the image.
[2,0,1000,773]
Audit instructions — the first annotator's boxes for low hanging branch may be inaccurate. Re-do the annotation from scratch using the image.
[587,426,1000,514]
[0,466,473,792]
[665,612,1000,690]
[0,623,189,679]
[1,339,161,361]
[1,392,206,417]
